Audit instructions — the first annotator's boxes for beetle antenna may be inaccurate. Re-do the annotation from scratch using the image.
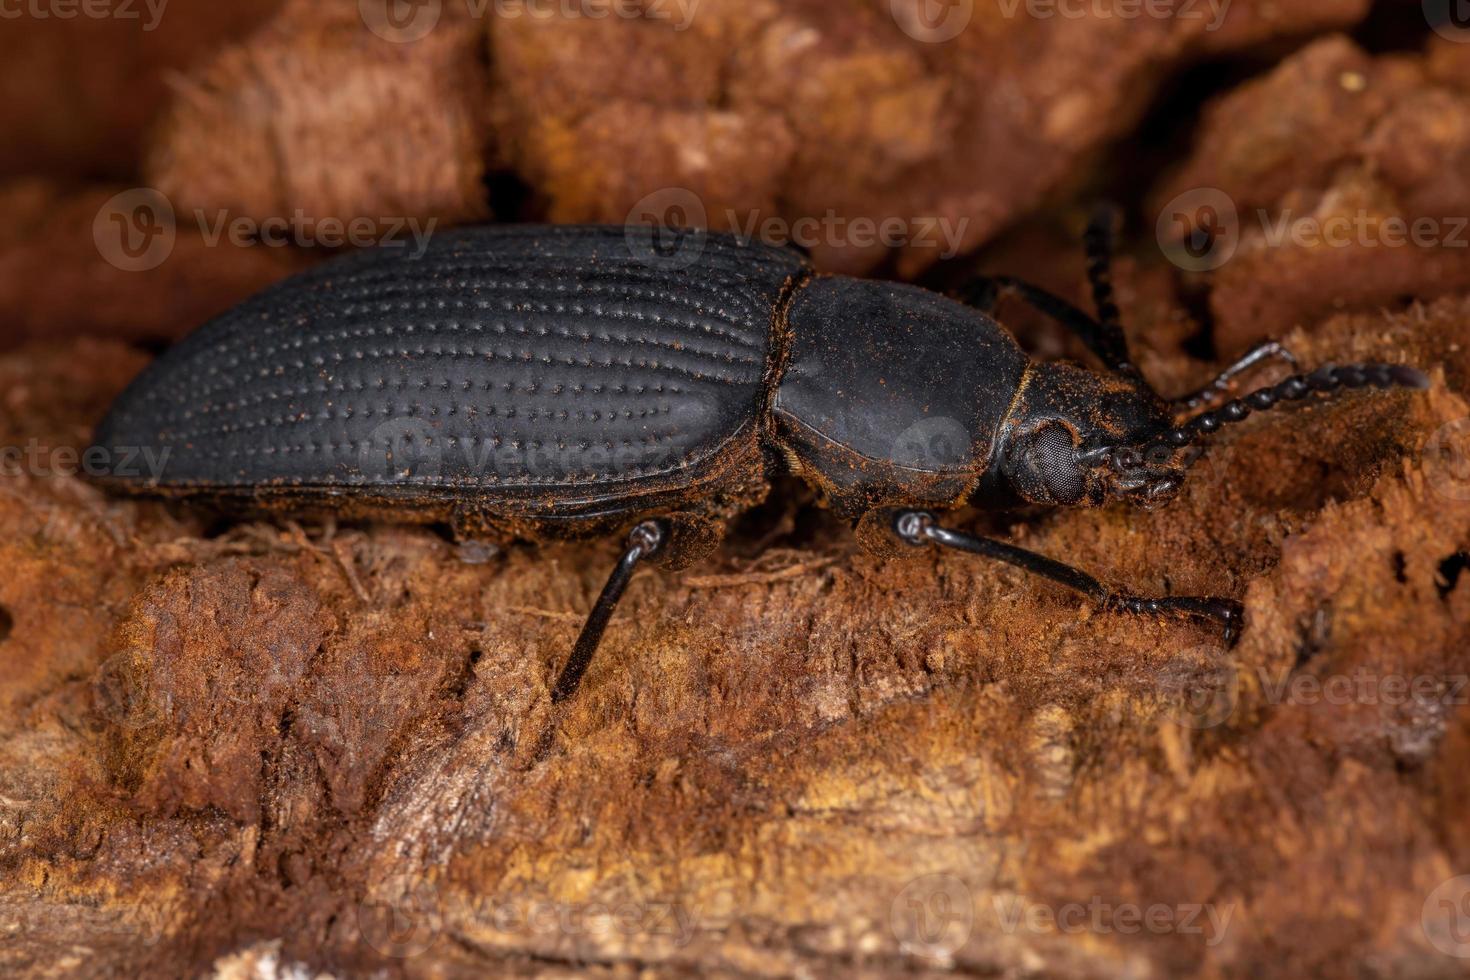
[1152,362,1429,453]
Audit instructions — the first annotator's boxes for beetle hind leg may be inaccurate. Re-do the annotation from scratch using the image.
[893,510,1243,647]
[550,520,668,703]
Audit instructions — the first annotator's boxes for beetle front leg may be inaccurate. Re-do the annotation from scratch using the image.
[892,511,1243,646]
[550,520,668,703]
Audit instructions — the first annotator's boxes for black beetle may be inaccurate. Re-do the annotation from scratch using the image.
[90,209,1429,701]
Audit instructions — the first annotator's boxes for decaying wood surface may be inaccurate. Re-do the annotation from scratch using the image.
[1,291,1468,977]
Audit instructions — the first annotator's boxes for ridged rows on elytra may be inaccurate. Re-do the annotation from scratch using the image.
[104,227,807,489]
[138,233,783,414]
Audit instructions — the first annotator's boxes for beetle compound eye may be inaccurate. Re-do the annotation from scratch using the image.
[1011,424,1085,505]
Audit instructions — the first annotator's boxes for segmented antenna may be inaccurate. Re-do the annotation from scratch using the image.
[1151,362,1430,455]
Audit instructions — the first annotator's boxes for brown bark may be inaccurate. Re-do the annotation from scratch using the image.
[2,284,1469,977]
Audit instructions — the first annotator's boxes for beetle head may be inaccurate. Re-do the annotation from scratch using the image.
[1000,359,1431,512]
[998,362,1183,510]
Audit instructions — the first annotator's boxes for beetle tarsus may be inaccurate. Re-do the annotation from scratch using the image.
[894,510,1244,647]
[550,519,667,704]
[1105,595,1244,648]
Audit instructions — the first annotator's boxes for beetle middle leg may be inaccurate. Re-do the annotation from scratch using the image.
[892,510,1243,646]
[550,519,668,703]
